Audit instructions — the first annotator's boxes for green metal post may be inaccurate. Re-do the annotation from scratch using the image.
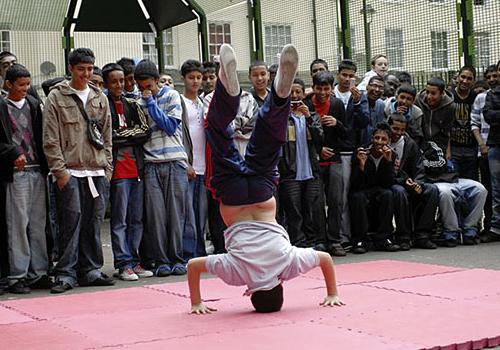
[156,30,165,73]
[361,0,371,71]
[63,0,77,75]
[458,0,474,67]
[187,0,209,62]
[312,0,319,59]
[338,0,352,59]
[248,0,264,61]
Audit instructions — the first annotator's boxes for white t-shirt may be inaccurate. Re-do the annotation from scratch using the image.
[334,86,352,110]
[206,221,320,295]
[182,95,206,175]
[73,85,91,106]
[391,136,405,161]
[7,98,26,109]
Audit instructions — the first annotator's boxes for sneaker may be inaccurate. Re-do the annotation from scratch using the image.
[9,280,31,294]
[313,243,328,252]
[341,242,352,253]
[352,242,367,254]
[218,44,240,96]
[133,264,154,278]
[480,231,500,243]
[462,236,478,246]
[119,268,139,281]
[30,275,54,289]
[374,239,400,252]
[81,273,115,287]
[440,238,458,248]
[50,281,73,294]
[155,264,172,277]
[413,239,437,249]
[399,241,411,251]
[171,263,187,276]
[328,243,347,257]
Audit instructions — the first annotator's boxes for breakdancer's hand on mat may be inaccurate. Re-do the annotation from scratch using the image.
[320,294,345,307]
[191,303,217,315]
[317,252,344,308]
[188,257,218,315]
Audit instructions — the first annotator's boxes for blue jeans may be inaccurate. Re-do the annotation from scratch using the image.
[110,178,143,270]
[183,175,208,259]
[435,178,487,240]
[6,170,48,284]
[142,161,187,268]
[489,147,500,235]
[323,155,352,244]
[206,80,290,206]
[54,176,109,287]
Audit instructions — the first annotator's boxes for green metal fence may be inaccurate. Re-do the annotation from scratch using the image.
[1,0,499,95]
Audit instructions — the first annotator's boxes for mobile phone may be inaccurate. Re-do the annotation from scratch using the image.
[349,78,356,89]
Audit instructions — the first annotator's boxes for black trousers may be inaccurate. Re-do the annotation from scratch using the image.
[207,193,227,254]
[349,187,393,243]
[279,178,321,247]
[479,155,492,231]
[392,183,439,242]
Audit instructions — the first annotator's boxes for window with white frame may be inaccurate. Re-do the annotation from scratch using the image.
[142,32,157,63]
[142,29,174,68]
[264,24,291,65]
[385,28,404,69]
[350,26,357,56]
[475,32,490,68]
[0,30,10,52]
[209,22,231,61]
[163,28,174,67]
[431,31,448,70]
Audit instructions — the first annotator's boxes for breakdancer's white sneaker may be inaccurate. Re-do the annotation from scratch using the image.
[219,44,240,96]
[273,44,299,98]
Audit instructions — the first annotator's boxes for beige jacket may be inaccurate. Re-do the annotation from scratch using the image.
[43,81,113,179]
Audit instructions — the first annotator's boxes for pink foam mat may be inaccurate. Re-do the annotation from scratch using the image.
[0,286,180,320]
[303,259,465,284]
[101,323,421,350]
[2,260,500,350]
[365,269,500,301]
[1,320,104,350]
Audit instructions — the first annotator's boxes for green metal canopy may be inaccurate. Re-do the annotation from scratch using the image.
[63,0,208,70]
[69,0,201,32]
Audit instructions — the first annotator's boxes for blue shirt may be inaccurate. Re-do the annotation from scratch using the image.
[291,114,313,181]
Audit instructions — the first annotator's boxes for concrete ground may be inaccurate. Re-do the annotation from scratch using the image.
[1,219,500,301]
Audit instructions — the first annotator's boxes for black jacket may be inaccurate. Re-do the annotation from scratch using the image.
[0,95,49,182]
[303,94,346,162]
[483,86,500,146]
[393,135,426,188]
[278,112,323,181]
[108,95,150,177]
[415,89,455,153]
[350,150,395,191]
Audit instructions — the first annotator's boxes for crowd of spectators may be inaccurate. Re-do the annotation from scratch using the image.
[0,48,498,295]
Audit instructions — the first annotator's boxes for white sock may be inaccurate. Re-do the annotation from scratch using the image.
[273,44,299,99]
[218,44,240,96]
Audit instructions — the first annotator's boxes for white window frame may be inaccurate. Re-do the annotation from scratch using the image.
[474,31,490,69]
[0,30,10,52]
[264,23,292,65]
[431,31,448,71]
[209,22,232,61]
[385,28,404,70]
[142,30,174,69]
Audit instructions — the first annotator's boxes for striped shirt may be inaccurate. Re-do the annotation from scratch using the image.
[471,91,490,156]
[139,85,187,164]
